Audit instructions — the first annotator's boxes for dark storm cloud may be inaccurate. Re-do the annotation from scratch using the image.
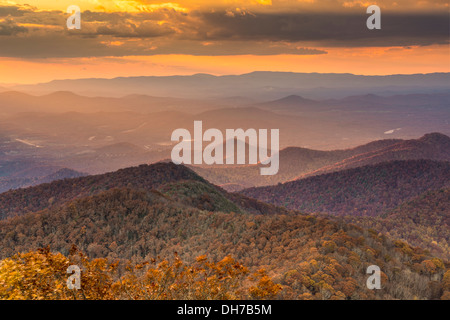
[0,34,327,58]
[196,11,450,47]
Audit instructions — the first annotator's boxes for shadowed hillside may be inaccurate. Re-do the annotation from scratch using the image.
[195,133,450,191]
[336,188,450,260]
[0,162,287,220]
[241,160,450,217]
[0,186,448,300]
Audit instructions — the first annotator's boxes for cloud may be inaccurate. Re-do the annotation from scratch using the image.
[132,0,448,12]
[0,3,447,58]
[0,4,32,17]
[196,11,450,47]
[95,20,176,38]
[0,18,27,35]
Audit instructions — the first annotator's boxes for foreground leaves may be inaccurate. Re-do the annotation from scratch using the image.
[0,247,281,300]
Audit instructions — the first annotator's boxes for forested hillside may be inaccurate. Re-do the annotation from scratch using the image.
[191,138,404,190]
[302,133,450,178]
[0,187,448,300]
[193,133,450,191]
[336,188,450,260]
[0,162,287,220]
[241,160,450,217]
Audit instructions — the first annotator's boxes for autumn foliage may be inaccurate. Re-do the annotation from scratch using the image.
[0,163,448,300]
[0,247,281,300]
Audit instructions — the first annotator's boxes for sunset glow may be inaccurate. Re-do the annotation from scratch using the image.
[0,0,448,83]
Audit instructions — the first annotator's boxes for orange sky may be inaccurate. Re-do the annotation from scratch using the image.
[1,45,449,84]
[0,0,448,84]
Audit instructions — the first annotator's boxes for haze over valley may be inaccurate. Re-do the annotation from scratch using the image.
[0,72,449,300]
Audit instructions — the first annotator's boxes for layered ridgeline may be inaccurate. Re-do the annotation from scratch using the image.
[0,162,448,300]
[193,133,450,191]
[0,162,287,221]
[241,160,450,261]
[301,133,450,178]
[241,159,450,217]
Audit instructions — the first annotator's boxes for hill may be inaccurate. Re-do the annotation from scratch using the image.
[0,166,86,194]
[257,95,325,113]
[338,188,450,260]
[10,72,450,100]
[194,134,449,191]
[241,160,450,217]
[0,91,219,115]
[301,133,450,178]
[0,186,447,300]
[2,91,449,160]
[0,162,287,221]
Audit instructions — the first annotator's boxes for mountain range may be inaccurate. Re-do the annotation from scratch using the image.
[0,88,448,195]
[0,161,447,300]
[193,133,450,191]
[0,162,288,221]
[1,70,449,300]
[9,72,450,100]
[0,167,85,194]
[241,159,450,217]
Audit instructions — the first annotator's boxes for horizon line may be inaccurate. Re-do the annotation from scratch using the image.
[2,70,450,87]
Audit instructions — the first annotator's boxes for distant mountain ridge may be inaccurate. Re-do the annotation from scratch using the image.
[297,133,450,179]
[257,92,450,115]
[0,166,86,194]
[0,90,221,115]
[8,72,450,99]
[1,90,449,152]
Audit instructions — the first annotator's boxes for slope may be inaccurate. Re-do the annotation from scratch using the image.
[194,133,450,191]
[339,188,450,260]
[0,162,287,220]
[0,187,447,300]
[301,133,450,178]
[192,138,404,191]
[241,160,450,217]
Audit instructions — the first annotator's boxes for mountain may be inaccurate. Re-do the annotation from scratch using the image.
[338,188,450,260]
[3,103,382,152]
[334,93,450,110]
[0,162,288,221]
[0,164,86,194]
[257,92,450,142]
[0,91,222,115]
[0,164,447,300]
[299,133,450,178]
[194,134,450,191]
[9,72,450,100]
[192,146,353,190]
[241,160,450,217]
[2,90,449,154]
[257,95,324,113]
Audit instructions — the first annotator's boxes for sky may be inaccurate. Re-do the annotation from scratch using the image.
[0,0,449,84]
